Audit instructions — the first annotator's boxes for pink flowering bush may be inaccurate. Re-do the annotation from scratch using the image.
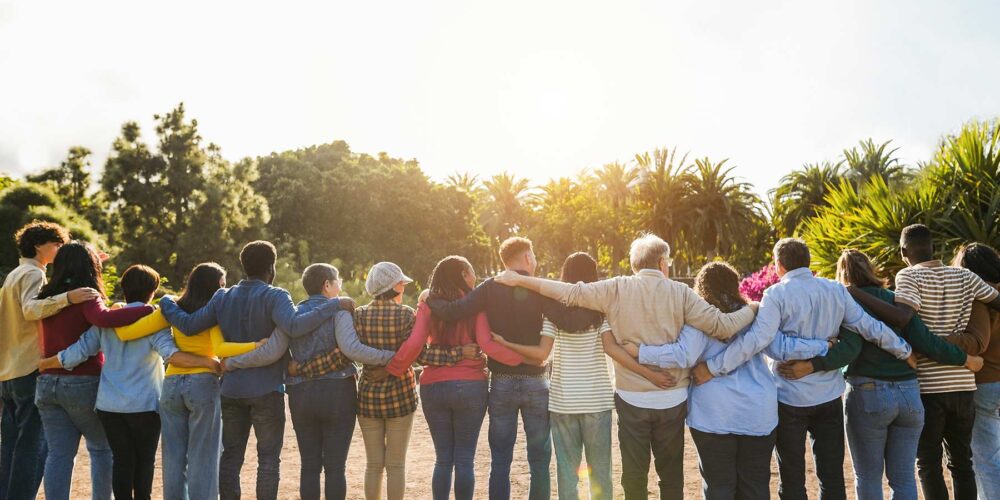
[739,263,780,302]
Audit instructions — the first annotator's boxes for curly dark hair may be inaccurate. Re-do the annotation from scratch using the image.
[14,221,69,258]
[694,261,747,313]
[952,243,1000,284]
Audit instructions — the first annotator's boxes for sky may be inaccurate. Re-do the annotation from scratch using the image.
[2,0,999,197]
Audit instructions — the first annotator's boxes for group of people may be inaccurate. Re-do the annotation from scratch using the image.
[0,219,998,500]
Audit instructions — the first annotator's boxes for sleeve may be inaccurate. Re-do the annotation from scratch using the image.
[223,329,288,369]
[148,329,181,361]
[81,299,155,328]
[540,319,557,339]
[57,327,103,370]
[477,312,524,366]
[543,278,616,313]
[892,270,922,311]
[541,298,602,333]
[840,287,912,359]
[764,330,831,361]
[209,326,258,358]
[810,327,864,372]
[416,344,464,366]
[19,270,70,321]
[969,273,1000,303]
[335,310,396,366]
[159,294,219,335]
[637,324,709,369]
[297,349,352,378]
[683,288,756,341]
[270,291,340,337]
[705,292,782,376]
[115,308,170,341]
[425,283,488,321]
[907,313,970,365]
[386,305,432,376]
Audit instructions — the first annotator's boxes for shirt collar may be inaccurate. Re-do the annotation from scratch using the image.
[237,279,267,288]
[635,268,666,279]
[781,267,813,282]
[19,257,44,270]
[913,260,944,268]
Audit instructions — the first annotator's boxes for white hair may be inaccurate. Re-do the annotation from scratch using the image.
[629,233,671,273]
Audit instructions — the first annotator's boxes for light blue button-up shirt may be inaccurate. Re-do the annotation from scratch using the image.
[704,267,912,407]
[58,302,179,413]
[639,323,829,435]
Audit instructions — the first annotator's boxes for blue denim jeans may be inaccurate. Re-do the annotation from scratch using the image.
[488,375,551,500]
[421,379,488,500]
[0,371,46,500]
[34,374,112,500]
[550,410,613,500]
[845,376,925,500]
[287,377,357,500]
[219,391,285,500]
[159,373,222,500]
[973,381,1000,500]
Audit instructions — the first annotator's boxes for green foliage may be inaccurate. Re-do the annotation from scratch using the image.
[771,162,843,237]
[255,142,488,288]
[101,103,269,285]
[0,183,103,275]
[27,146,93,212]
[803,119,1000,280]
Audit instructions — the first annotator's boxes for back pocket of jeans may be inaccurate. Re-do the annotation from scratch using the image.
[858,387,889,415]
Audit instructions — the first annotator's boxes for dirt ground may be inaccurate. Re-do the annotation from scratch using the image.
[47,402,943,499]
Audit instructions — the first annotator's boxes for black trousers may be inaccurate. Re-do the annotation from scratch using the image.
[691,428,775,500]
[917,391,977,500]
[775,397,846,500]
[96,410,161,500]
[614,394,686,500]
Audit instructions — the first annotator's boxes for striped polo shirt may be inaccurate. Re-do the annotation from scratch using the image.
[541,318,615,414]
[894,260,999,393]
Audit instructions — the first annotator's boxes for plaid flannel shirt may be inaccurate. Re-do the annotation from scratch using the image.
[297,332,464,379]
[298,299,463,418]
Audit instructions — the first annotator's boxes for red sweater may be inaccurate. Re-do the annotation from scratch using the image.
[387,303,523,384]
[39,298,154,376]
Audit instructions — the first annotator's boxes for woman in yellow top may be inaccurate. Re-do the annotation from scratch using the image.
[116,262,259,500]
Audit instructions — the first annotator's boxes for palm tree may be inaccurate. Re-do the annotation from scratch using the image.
[842,139,907,188]
[481,172,532,271]
[770,161,844,236]
[685,158,764,261]
[594,162,639,210]
[633,147,693,271]
[445,171,482,195]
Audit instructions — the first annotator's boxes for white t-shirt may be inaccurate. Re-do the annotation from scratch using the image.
[541,318,615,414]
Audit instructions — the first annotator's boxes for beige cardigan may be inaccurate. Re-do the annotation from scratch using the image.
[540,269,756,393]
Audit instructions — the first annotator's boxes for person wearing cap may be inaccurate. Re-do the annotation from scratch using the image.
[351,261,420,500]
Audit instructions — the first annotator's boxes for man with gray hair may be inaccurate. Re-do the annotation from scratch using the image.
[495,233,757,500]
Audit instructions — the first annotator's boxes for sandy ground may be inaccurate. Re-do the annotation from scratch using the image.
[46,402,946,499]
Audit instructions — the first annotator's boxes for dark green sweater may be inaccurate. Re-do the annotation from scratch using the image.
[811,286,967,381]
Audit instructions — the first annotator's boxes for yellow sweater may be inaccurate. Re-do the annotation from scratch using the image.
[115,308,257,376]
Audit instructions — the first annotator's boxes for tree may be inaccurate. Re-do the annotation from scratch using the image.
[26,146,93,212]
[480,172,532,272]
[593,162,640,272]
[771,162,843,236]
[685,158,766,263]
[0,182,102,276]
[632,147,693,272]
[842,139,908,189]
[101,103,269,285]
[802,119,1000,279]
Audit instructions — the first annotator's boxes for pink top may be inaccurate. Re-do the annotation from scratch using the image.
[387,302,523,384]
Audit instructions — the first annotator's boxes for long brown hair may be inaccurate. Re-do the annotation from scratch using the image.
[426,256,476,345]
[835,249,887,288]
[176,263,227,313]
[37,242,106,300]
[693,262,747,313]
